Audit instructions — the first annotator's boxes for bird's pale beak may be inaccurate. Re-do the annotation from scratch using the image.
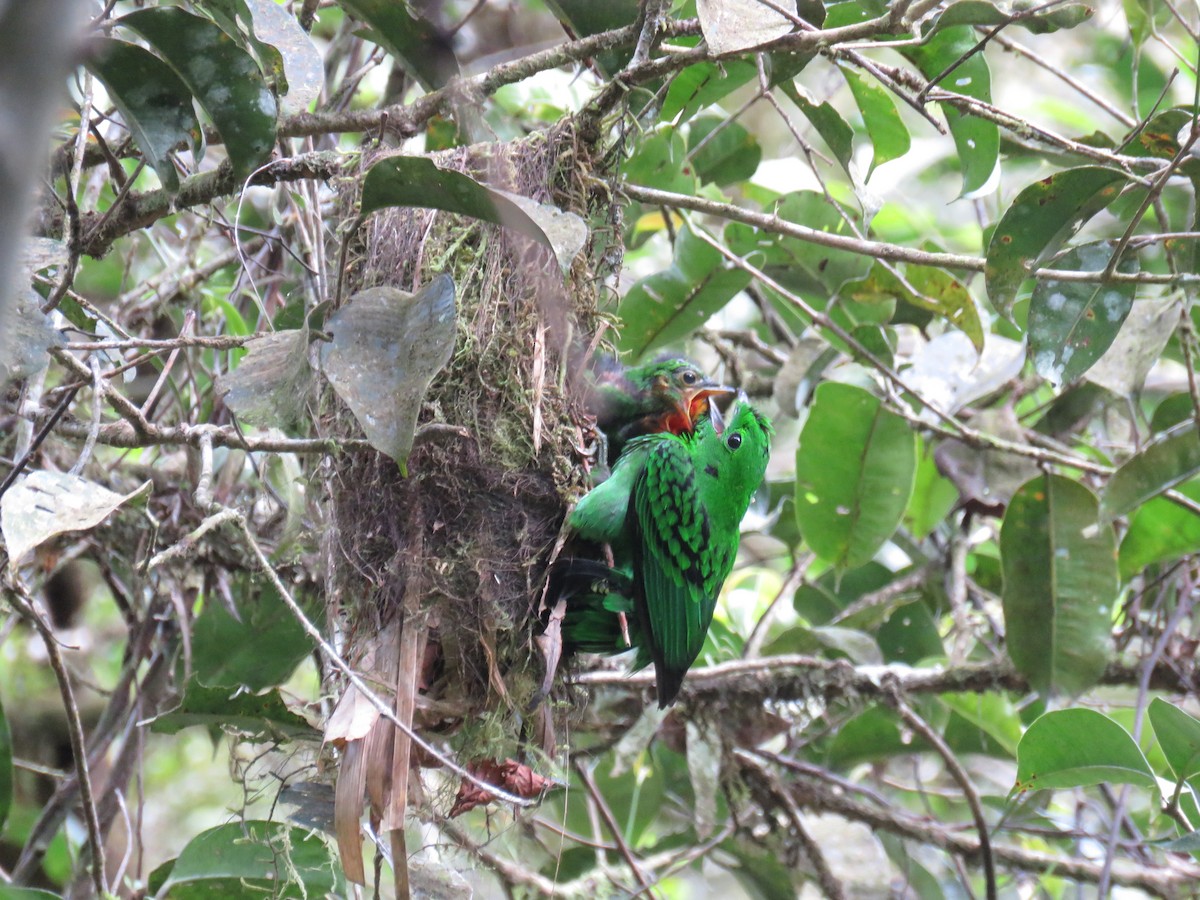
[709,398,726,434]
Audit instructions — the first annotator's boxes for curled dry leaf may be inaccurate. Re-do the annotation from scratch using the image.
[448,759,552,817]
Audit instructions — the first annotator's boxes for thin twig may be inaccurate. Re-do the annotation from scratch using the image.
[4,578,107,898]
[882,677,996,900]
[229,511,537,807]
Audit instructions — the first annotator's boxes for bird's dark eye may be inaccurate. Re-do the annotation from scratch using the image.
[726,433,742,450]
[681,370,698,385]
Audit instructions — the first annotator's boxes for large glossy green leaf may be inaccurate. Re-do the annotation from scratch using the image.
[1101,427,1200,522]
[1028,240,1139,386]
[1119,480,1200,581]
[617,225,750,359]
[795,382,917,569]
[687,117,762,187]
[119,7,277,180]
[86,39,200,193]
[1015,708,1156,793]
[984,166,1129,318]
[157,821,344,898]
[1001,475,1115,696]
[360,157,585,270]
[840,66,911,175]
[190,582,315,690]
[338,0,458,89]
[906,26,998,197]
[1149,698,1200,784]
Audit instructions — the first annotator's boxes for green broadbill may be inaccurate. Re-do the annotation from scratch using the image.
[587,356,734,463]
[556,395,773,707]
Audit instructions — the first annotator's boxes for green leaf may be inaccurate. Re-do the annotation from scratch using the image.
[1101,427,1200,522]
[337,0,458,89]
[1015,708,1157,793]
[1119,480,1200,581]
[0,693,10,836]
[905,442,959,539]
[360,157,585,270]
[543,0,640,75]
[1028,240,1139,386]
[625,128,700,196]
[85,39,200,193]
[158,821,344,898]
[906,26,998,197]
[795,382,917,569]
[0,890,64,899]
[877,600,945,664]
[661,59,757,123]
[840,66,911,175]
[843,262,984,351]
[1149,698,1200,784]
[984,166,1129,318]
[190,582,315,691]
[924,0,1093,35]
[1001,475,1116,696]
[119,7,277,180]
[940,693,1022,758]
[617,225,751,359]
[780,82,854,176]
[151,676,316,739]
[687,117,762,187]
[726,191,873,298]
[320,278,457,474]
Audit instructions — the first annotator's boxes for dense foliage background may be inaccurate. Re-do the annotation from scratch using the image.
[5,0,1200,897]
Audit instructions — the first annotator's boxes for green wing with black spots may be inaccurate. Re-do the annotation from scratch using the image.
[631,436,727,708]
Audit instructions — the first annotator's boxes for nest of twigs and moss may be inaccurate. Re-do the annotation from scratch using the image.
[322,119,619,775]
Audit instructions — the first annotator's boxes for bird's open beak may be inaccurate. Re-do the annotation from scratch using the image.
[708,397,727,434]
[685,384,735,421]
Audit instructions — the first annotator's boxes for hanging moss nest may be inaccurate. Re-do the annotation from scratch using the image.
[323,120,619,763]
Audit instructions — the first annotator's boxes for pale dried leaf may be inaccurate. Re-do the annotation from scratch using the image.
[20,237,68,274]
[1086,297,1178,397]
[334,739,367,885]
[244,0,323,116]
[494,189,588,271]
[905,331,1025,417]
[0,290,62,384]
[2,471,150,569]
[325,684,380,745]
[686,719,721,839]
[216,327,314,430]
[320,277,456,473]
[698,0,796,55]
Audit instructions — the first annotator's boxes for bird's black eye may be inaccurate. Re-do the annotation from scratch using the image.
[681,370,698,385]
[726,433,742,450]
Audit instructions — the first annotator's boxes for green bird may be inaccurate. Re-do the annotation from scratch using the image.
[587,357,735,463]
[556,395,773,707]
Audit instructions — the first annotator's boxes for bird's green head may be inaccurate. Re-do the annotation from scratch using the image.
[630,358,736,432]
[698,393,773,499]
